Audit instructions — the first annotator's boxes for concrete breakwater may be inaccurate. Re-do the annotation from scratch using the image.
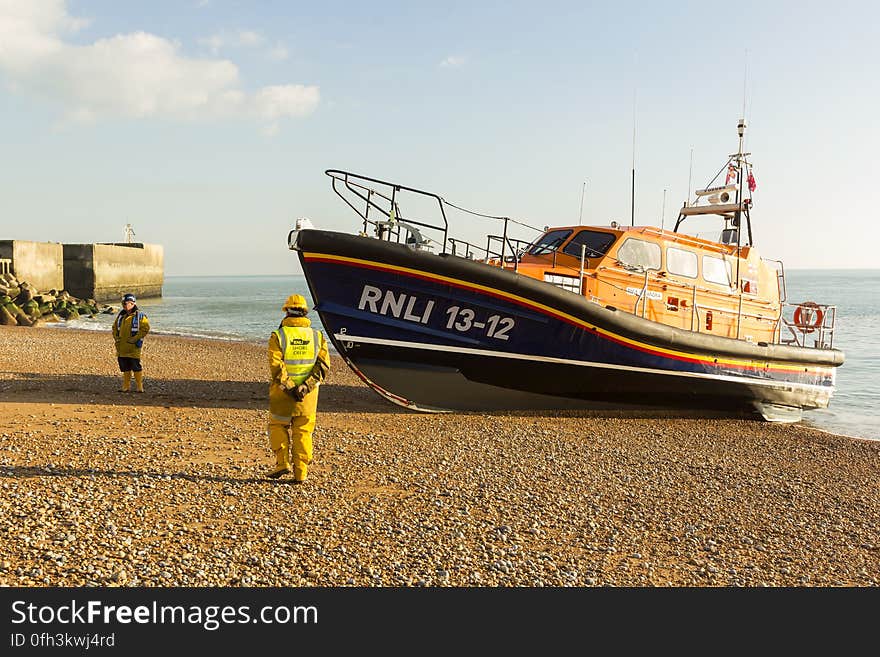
[0,240,163,302]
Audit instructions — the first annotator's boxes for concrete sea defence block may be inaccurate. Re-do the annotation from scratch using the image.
[0,240,64,291]
[1,239,163,303]
[63,242,164,302]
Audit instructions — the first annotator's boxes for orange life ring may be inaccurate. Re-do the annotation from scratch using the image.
[793,301,824,333]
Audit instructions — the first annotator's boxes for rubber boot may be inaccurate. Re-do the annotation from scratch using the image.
[120,371,131,392]
[266,424,292,478]
[266,444,292,479]
[133,371,144,393]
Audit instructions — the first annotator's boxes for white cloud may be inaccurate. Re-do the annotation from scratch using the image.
[0,1,318,131]
[198,29,266,54]
[253,85,319,120]
[268,44,289,61]
[439,55,466,68]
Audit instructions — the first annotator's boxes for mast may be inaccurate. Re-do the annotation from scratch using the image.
[672,119,755,238]
[734,117,745,247]
[735,118,745,339]
[737,117,746,159]
[735,118,749,245]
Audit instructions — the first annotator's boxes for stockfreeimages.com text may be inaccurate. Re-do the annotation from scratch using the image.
[11,600,317,631]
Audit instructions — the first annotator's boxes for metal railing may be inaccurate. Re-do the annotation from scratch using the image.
[777,302,836,348]
[447,228,531,270]
[326,169,449,253]
[326,169,544,266]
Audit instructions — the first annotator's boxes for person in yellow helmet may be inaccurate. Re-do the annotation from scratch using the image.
[266,293,330,481]
[112,293,151,392]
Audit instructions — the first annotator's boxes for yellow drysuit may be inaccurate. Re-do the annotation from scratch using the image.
[267,315,330,481]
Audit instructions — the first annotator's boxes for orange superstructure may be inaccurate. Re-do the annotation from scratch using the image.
[490,223,783,344]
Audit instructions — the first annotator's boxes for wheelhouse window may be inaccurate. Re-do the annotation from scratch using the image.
[527,229,573,256]
[562,230,616,259]
[616,238,661,271]
[666,246,698,278]
[702,254,733,286]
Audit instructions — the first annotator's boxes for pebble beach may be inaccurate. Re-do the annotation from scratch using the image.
[0,324,878,587]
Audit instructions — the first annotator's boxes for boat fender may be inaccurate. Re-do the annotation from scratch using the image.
[793,301,824,333]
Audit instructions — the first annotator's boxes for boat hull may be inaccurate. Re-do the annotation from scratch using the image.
[293,229,842,420]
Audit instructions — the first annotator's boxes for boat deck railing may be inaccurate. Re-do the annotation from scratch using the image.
[778,302,837,349]
[326,169,450,252]
[327,169,540,266]
[448,235,533,269]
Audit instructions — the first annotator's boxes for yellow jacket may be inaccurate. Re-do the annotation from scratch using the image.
[112,309,151,359]
[268,316,330,412]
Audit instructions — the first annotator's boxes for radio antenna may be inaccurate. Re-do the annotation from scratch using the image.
[578,180,586,225]
[660,188,667,231]
[686,147,693,207]
[631,83,637,226]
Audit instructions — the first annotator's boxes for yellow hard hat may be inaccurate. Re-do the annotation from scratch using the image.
[282,294,308,312]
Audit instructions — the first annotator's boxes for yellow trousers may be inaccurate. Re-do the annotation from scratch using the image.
[267,383,318,481]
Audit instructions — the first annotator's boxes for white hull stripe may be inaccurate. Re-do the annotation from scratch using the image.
[334,333,833,395]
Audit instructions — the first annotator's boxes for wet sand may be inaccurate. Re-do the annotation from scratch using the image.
[0,324,877,586]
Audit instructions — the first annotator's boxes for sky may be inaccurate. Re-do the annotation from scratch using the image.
[1,0,877,276]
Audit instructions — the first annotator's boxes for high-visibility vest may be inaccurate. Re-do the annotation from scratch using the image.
[274,326,321,385]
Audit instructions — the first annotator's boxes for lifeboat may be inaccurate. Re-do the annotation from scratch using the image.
[289,120,843,422]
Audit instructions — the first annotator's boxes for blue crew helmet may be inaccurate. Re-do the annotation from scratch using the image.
[122,293,137,303]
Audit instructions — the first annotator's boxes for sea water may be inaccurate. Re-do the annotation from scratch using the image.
[58,271,879,441]
[784,269,879,442]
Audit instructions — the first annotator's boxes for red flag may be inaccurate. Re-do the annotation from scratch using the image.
[748,171,757,192]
